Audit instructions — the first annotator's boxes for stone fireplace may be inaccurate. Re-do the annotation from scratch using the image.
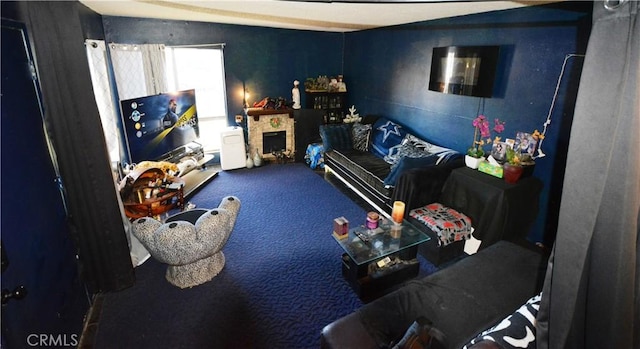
[247,109,295,161]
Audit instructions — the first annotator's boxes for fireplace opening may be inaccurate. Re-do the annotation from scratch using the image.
[263,131,286,154]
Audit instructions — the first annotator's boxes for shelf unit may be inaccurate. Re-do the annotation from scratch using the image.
[305,91,347,124]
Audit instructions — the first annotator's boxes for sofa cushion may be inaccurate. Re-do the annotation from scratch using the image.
[370,118,407,161]
[326,149,392,197]
[462,293,542,349]
[320,124,352,151]
[352,122,372,152]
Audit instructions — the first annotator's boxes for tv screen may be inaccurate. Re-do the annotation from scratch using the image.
[428,46,500,97]
[121,89,199,163]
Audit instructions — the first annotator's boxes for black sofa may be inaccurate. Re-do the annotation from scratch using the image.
[321,240,549,349]
[319,116,463,216]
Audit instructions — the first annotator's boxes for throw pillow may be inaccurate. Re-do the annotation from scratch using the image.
[370,118,407,161]
[352,122,372,152]
[392,316,447,349]
[462,293,542,349]
[319,124,352,151]
[383,153,440,187]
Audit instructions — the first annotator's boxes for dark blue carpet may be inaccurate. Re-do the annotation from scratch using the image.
[94,163,437,348]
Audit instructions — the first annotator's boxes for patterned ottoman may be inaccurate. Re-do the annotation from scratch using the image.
[409,203,473,246]
[408,203,473,265]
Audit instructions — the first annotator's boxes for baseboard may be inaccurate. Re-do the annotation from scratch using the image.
[77,293,104,348]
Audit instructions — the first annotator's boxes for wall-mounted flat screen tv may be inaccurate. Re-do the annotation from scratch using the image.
[120,89,199,163]
[428,46,500,97]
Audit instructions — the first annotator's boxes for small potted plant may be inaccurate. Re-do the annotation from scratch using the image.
[503,147,530,183]
[466,115,505,169]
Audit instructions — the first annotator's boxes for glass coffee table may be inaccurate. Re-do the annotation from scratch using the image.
[332,219,430,301]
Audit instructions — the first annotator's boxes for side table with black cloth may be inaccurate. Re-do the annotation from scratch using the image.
[439,167,543,250]
[391,160,468,265]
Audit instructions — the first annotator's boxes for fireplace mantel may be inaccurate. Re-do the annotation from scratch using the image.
[246,109,295,161]
[247,108,294,121]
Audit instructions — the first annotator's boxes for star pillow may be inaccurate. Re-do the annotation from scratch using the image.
[370,118,407,161]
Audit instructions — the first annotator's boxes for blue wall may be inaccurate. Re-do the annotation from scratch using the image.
[102,17,344,121]
[102,2,591,245]
[344,3,591,244]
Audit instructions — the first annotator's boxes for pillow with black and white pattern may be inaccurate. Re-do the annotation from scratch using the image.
[463,293,542,349]
[352,122,372,152]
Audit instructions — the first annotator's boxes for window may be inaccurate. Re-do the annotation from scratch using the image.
[165,46,228,152]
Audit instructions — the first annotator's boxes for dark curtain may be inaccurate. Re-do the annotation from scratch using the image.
[536,1,639,348]
[15,1,135,293]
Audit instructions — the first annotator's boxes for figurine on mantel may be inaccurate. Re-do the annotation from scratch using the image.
[292,80,301,109]
[343,105,361,123]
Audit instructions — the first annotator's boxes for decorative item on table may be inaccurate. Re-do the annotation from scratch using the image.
[514,131,540,157]
[503,147,524,183]
[503,130,541,183]
[490,141,507,162]
[366,211,380,230]
[343,105,361,123]
[466,114,505,169]
[478,155,504,178]
[392,201,406,224]
[333,217,349,239]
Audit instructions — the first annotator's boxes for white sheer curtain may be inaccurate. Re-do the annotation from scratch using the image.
[85,39,120,163]
[109,43,167,100]
[84,41,170,163]
[86,41,170,268]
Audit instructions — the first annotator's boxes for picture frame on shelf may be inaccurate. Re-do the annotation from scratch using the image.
[515,132,537,156]
[490,141,507,162]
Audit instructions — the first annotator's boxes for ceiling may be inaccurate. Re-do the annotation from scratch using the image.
[78,0,557,32]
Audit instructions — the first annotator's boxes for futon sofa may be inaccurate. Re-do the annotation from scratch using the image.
[319,116,463,215]
[321,240,549,349]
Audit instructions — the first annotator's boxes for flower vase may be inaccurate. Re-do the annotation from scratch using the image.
[465,155,484,169]
[246,153,254,169]
[503,163,523,183]
[253,148,263,167]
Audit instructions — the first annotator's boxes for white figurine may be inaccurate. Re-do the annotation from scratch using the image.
[292,80,301,109]
[343,105,361,123]
[338,75,347,92]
